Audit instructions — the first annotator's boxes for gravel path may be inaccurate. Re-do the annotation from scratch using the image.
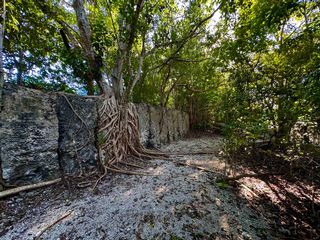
[1,136,273,240]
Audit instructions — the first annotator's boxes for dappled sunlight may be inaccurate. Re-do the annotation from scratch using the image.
[186,158,227,171]
[124,189,133,197]
[186,171,201,180]
[2,135,274,239]
[1,0,319,238]
[232,161,320,239]
[215,197,221,207]
[151,165,166,176]
[155,186,167,196]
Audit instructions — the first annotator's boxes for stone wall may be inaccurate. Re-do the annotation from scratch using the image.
[0,84,189,185]
[0,85,60,185]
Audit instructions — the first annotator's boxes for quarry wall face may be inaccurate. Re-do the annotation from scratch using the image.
[0,84,189,185]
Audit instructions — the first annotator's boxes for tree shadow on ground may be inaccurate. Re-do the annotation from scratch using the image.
[228,148,320,239]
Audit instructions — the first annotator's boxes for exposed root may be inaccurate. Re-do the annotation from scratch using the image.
[94,96,163,187]
[60,94,91,132]
[118,161,145,169]
[105,166,155,176]
[92,172,107,190]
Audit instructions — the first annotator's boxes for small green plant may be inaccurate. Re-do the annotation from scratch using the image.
[170,235,184,240]
[97,132,106,145]
[216,179,229,189]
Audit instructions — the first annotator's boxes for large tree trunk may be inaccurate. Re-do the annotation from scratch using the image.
[71,0,162,181]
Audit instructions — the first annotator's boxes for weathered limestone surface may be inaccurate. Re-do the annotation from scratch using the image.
[149,106,161,147]
[138,106,189,148]
[57,95,97,175]
[136,104,151,147]
[0,85,60,184]
[0,84,189,185]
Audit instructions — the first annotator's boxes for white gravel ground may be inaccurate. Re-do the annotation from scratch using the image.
[1,136,273,240]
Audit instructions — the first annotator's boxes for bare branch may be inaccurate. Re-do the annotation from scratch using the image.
[172,57,210,63]
[146,4,221,59]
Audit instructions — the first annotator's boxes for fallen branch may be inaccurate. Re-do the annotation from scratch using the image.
[168,151,216,156]
[240,183,260,198]
[176,162,218,174]
[35,210,73,240]
[0,178,61,199]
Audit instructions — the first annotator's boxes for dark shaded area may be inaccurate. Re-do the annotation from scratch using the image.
[56,94,98,175]
[229,147,320,239]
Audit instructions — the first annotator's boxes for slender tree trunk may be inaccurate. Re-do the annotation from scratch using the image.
[72,0,108,95]
[16,50,24,85]
[0,0,6,108]
[0,0,6,187]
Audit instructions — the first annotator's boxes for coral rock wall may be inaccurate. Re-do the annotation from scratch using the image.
[0,84,189,185]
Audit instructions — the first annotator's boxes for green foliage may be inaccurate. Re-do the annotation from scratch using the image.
[2,0,319,155]
[216,179,229,189]
[209,0,320,152]
[23,76,76,93]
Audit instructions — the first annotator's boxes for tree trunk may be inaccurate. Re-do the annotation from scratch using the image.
[72,0,108,95]
[0,0,6,108]
[16,50,24,85]
[0,0,6,187]
[111,54,125,100]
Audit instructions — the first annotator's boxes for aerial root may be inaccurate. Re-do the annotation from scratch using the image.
[93,96,164,189]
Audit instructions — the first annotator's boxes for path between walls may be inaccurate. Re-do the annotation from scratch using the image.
[0,135,273,240]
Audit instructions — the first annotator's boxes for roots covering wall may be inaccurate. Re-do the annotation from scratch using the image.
[0,84,189,185]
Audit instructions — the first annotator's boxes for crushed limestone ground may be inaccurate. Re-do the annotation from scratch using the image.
[0,135,273,240]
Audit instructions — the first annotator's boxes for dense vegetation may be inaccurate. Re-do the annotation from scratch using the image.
[0,0,319,152]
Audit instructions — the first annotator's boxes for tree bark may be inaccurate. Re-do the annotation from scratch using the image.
[72,0,109,95]
[111,0,145,102]
[0,0,6,108]
[0,1,6,188]
[16,50,24,85]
